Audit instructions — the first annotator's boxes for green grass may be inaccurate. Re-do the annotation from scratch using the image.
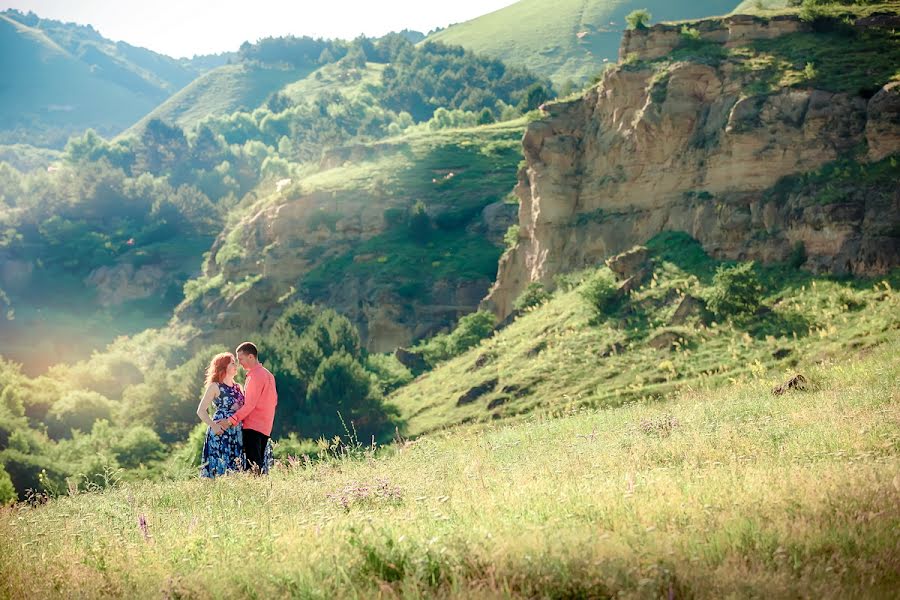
[390,234,900,437]
[126,62,317,134]
[1,338,898,597]
[425,0,738,85]
[622,4,900,100]
[281,61,386,105]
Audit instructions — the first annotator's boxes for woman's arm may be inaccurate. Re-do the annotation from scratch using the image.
[196,383,223,435]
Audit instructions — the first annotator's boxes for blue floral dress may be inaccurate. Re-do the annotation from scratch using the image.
[200,382,245,477]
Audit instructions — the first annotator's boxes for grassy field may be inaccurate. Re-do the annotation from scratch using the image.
[426,0,737,85]
[1,336,897,597]
[125,62,317,134]
[390,234,900,437]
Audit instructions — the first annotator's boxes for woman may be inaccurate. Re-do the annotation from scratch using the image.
[197,352,245,477]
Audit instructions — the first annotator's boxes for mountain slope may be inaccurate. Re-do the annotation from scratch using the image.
[126,62,318,133]
[175,118,525,352]
[391,234,900,437]
[425,0,737,85]
[0,10,220,147]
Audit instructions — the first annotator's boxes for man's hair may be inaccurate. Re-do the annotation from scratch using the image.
[235,341,258,357]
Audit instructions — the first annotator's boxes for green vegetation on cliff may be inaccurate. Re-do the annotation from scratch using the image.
[390,233,899,436]
[426,0,738,85]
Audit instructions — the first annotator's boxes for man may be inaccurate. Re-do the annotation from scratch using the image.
[217,341,278,473]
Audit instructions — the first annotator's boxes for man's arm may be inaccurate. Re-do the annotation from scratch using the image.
[226,374,265,426]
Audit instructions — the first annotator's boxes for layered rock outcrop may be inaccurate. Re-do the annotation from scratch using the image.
[485,15,900,319]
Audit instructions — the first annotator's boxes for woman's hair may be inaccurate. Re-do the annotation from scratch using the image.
[205,352,235,386]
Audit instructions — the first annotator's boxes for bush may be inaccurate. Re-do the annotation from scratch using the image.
[514,282,552,311]
[625,9,652,30]
[0,464,16,505]
[365,354,413,395]
[580,268,620,319]
[705,261,764,319]
[503,224,520,249]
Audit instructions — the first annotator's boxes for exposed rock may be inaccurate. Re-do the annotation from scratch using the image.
[487,396,508,410]
[866,82,900,161]
[457,378,498,406]
[648,331,689,351]
[477,201,518,245]
[470,352,495,371]
[525,340,547,357]
[605,246,650,281]
[599,341,625,357]
[394,348,428,374]
[773,373,807,395]
[669,295,709,326]
[86,263,172,307]
[500,383,531,399]
[483,15,900,321]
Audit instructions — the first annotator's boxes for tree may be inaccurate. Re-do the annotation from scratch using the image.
[515,282,552,311]
[705,262,763,319]
[47,390,115,439]
[305,352,399,442]
[518,83,551,113]
[626,9,652,30]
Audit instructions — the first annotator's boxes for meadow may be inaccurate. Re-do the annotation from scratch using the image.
[1,338,897,598]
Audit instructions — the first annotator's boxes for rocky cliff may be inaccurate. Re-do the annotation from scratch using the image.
[485,13,900,319]
[175,127,521,352]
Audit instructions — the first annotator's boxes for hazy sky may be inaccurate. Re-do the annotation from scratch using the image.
[1,0,520,58]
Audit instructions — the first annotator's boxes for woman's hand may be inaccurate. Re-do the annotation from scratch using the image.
[211,422,224,436]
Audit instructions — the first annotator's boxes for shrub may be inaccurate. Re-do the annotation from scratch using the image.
[0,464,15,505]
[365,354,413,395]
[515,282,552,311]
[580,268,620,318]
[503,224,520,249]
[705,261,764,319]
[626,9,652,30]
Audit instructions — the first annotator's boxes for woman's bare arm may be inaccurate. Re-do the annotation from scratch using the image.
[196,383,222,434]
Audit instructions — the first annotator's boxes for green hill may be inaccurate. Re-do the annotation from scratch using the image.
[425,0,738,85]
[390,235,900,436]
[126,62,318,134]
[1,337,897,597]
[0,10,221,147]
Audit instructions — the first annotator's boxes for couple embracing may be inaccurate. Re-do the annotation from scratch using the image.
[196,342,278,477]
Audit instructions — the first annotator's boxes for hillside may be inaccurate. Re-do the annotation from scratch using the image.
[425,0,737,85]
[176,118,526,352]
[1,338,898,597]
[391,233,899,436]
[0,10,220,147]
[126,62,318,133]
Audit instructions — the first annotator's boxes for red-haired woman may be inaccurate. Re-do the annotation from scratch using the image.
[196,352,245,477]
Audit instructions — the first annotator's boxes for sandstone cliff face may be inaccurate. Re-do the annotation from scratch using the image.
[485,15,900,319]
[176,134,519,352]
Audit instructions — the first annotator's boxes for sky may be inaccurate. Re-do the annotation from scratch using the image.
[1,0,520,58]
